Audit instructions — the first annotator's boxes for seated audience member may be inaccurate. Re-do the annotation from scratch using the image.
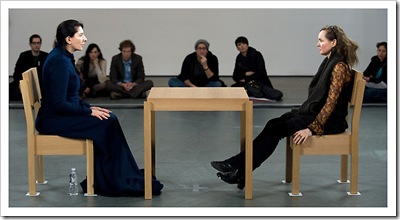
[231,36,274,89]
[76,43,109,98]
[106,39,153,99]
[9,34,48,101]
[211,25,359,189]
[362,42,387,103]
[168,39,222,87]
[231,36,282,101]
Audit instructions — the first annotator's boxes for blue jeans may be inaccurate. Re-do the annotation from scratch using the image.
[363,87,387,103]
[168,77,222,87]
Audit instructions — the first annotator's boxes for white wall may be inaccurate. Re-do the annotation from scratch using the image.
[8,7,387,76]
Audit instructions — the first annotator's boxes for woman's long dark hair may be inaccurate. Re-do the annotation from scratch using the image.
[55,19,83,48]
[81,43,105,77]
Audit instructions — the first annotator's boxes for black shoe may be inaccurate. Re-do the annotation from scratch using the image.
[217,171,239,184]
[237,177,245,190]
[217,170,244,184]
[211,161,237,173]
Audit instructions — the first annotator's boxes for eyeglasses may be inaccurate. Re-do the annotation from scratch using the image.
[31,42,42,45]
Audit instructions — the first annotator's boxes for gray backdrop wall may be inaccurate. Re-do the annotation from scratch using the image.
[8,8,387,76]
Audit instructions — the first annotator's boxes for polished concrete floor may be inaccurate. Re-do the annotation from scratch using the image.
[4,77,393,217]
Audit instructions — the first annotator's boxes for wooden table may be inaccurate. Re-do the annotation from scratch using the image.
[143,87,253,199]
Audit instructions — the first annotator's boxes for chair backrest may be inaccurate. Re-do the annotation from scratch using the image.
[349,70,366,137]
[20,67,41,138]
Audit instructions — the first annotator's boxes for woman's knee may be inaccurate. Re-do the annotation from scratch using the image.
[108,112,118,121]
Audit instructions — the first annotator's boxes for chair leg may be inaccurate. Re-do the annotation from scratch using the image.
[338,155,350,183]
[85,140,96,196]
[36,155,47,184]
[289,143,302,196]
[348,153,360,195]
[26,142,39,196]
[284,137,293,184]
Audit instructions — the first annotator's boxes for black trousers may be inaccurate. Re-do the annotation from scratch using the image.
[226,111,315,175]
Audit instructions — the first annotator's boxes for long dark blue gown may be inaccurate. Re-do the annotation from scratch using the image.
[35,46,163,196]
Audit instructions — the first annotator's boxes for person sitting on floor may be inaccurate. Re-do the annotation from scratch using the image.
[168,39,223,87]
[106,39,153,99]
[231,36,283,101]
[75,43,109,98]
[362,41,387,103]
[9,34,48,101]
[231,36,274,89]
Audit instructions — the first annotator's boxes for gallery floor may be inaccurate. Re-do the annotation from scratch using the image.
[4,76,393,218]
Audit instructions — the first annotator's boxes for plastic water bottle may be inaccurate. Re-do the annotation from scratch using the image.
[69,168,79,196]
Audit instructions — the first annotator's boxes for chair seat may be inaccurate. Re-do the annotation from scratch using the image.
[36,134,91,155]
[292,130,351,155]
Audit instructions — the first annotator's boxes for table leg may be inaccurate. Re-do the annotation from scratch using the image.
[244,101,253,199]
[151,110,156,176]
[240,110,245,153]
[144,101,152,199]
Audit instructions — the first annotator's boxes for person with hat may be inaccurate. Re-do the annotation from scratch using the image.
[168,39,222,87]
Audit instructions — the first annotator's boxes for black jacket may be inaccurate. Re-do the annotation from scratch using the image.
[363,55,387,84]
[232,47,273,88]
[11,50,48,85]
[9,50,48,101]
[109,53,146,84]
[177,51,219,87]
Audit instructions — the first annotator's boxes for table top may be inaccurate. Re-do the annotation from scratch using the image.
[147,87,249,101]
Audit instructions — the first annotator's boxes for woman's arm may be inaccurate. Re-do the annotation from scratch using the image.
[308,62,352,135]
[49,58,91,116]
[251,51,267,82]
[207,54,219,81]
[232,56,246,82]
[178,54,193,82]
[95,59,107,83]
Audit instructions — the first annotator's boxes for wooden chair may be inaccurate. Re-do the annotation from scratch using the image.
[20,67,95,196]
[284,70,365,196]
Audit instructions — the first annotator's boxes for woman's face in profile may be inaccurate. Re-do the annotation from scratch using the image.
[69,26,87,52]
[377,45,387,61]
[317,30,336,57]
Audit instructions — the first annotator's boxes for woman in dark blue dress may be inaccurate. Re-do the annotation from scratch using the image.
[35,19,163,197]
